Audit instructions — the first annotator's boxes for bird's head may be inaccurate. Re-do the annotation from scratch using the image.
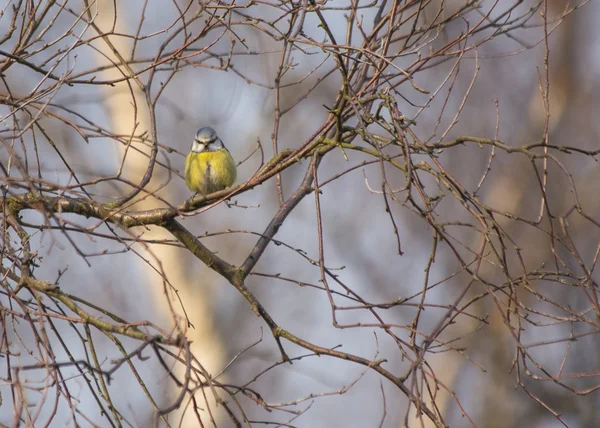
[190,126,225,153]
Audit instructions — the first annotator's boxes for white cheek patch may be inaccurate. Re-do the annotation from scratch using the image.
[192,141,207,152]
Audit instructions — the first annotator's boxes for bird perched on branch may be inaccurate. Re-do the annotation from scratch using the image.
[184,126,237,195]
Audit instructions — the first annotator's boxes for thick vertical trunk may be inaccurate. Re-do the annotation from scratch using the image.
[94,3,226,425]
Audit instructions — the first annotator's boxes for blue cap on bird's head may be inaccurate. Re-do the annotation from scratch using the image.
[195,126,218,143]
[191,126,224,152]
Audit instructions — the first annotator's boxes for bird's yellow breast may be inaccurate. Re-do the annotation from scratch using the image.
[184,149,237,195]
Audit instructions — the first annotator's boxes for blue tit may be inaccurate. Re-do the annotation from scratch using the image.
[184,126,237,195]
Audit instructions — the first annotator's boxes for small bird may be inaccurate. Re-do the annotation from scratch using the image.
[184,126,237,195]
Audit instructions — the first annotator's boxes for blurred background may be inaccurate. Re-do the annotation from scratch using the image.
[0,0,598,427]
